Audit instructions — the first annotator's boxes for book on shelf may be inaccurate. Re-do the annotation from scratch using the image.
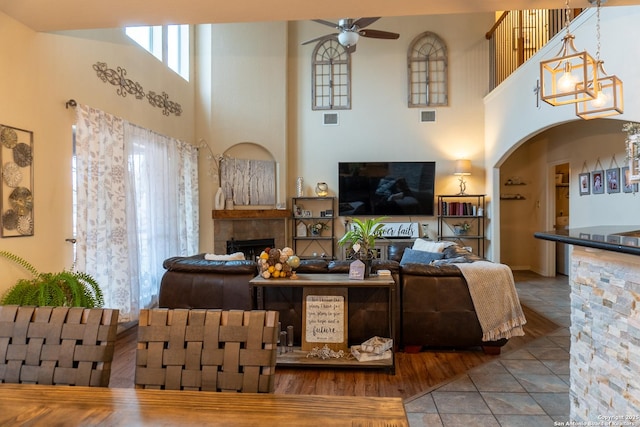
[439,201,478,216]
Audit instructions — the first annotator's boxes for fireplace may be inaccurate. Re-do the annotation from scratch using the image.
[212,209,288,257]
[227,238,275,260]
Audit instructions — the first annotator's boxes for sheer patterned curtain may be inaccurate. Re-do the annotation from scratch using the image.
[125,122,199,315]
[75,105,199,322]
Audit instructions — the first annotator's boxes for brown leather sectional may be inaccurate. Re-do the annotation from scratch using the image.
[159,244,509,353]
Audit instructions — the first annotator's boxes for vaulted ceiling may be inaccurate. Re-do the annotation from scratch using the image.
[0,0,636,32]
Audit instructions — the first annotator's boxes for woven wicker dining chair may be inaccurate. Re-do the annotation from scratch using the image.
[0,305,119,387]
[135,308,279,393]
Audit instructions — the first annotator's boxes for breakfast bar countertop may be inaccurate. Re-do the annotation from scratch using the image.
[534,225,640,256]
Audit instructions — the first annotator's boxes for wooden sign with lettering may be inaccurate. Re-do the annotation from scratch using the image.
[301,288,348,352]
[380,222,419,238]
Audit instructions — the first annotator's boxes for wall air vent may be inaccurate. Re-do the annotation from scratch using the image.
[323,112,339,126]
[420,110,436,122]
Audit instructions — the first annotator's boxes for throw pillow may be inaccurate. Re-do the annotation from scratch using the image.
[412,238,455,253]
[400,248,444,266]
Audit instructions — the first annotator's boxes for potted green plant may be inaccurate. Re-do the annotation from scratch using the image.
[338,217,388,276]
[0,251,104,307]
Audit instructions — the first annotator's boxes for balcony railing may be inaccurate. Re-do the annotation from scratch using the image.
[486,8,583,90]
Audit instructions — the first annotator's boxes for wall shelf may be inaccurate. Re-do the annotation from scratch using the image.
[437,194,485,258]
[292,197,335,259]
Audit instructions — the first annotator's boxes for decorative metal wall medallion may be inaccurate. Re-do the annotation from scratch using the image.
[1,124,34,237]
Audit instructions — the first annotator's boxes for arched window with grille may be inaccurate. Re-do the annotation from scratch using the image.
[407,32,448,107]
[312,38,351,110]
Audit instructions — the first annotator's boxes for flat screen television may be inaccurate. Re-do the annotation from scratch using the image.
[338,161,436,216]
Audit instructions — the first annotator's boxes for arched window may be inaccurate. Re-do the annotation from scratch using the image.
[407,32,448,107]
[312,38,351,110]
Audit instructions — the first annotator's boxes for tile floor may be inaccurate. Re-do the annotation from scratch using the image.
[404,271,571,426]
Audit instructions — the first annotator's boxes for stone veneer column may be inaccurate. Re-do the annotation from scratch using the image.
[570,246,640,421]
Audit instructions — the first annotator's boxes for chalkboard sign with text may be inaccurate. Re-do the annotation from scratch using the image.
[301,288,348,352]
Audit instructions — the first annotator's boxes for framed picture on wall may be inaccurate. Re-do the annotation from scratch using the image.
[622,166,639,193]
[591,170,605,194]
[578,172,590,196]
[606,167,620,194]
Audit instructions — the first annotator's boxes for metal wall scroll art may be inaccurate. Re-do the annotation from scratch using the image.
[92,62,182,117]
[1,124,34,237]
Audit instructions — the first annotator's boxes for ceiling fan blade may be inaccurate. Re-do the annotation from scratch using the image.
[301,33,338,45]
[345,44,357,54]
[353,17,380,29]
[359,29,400,40]
[312,19,340,29]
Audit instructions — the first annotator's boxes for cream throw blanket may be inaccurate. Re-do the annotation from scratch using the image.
[204,252,245,261]
[456,261,527,341]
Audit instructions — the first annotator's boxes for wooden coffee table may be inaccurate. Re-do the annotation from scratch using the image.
[249,273,396,373]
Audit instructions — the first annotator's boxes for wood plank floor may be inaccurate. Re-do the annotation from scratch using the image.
[109,305,558,400]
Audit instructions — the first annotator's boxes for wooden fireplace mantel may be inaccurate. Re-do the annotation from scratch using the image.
[212,209,290,220]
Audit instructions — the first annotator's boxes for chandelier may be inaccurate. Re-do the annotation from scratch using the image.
[575,0,623,119]
[540,0,597,106]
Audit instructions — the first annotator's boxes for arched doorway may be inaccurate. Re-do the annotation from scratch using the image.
[498,119,627,276]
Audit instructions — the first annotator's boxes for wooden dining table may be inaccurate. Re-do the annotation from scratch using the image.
[0,383,409,426]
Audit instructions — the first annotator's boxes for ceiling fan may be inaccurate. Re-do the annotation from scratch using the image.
[301,17,400,53]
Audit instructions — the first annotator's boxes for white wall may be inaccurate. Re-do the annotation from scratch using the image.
[0,12,195,294]
[288,13,494,238]
[195,22,288,252]
[485,6,640,264]
[194,13,495,250]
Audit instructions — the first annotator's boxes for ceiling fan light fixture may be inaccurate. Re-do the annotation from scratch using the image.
[303,17,398,52]
[338,30,359,47]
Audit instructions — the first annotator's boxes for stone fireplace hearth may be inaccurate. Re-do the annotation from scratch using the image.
[212,209,288,256]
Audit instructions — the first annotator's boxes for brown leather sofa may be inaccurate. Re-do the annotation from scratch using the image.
[159,254,400,347]
[159,255,257,310]
[388,243,507,354]
[159,243,510,354]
